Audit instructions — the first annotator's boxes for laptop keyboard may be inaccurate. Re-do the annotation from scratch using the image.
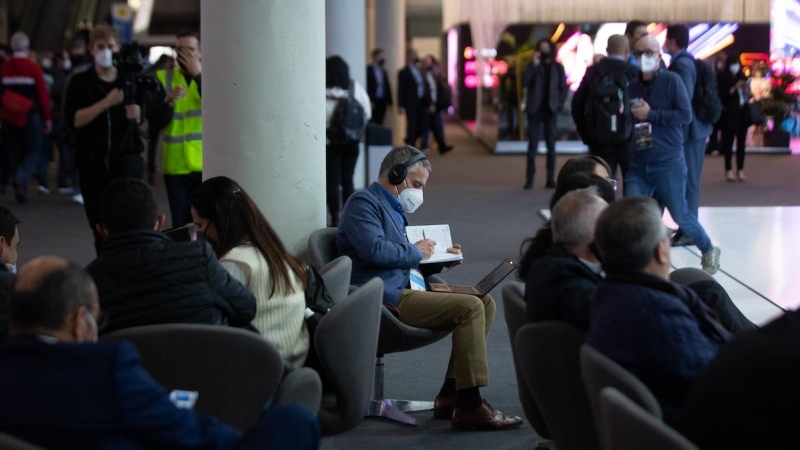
[446,284,479,295]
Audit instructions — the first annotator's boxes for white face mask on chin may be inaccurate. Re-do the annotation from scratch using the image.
[94,48,113,69]
[398,183,424,213]
[639,55,659,73]
[730,64,741,75]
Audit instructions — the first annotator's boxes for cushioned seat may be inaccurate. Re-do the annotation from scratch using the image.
[308,227,338,271]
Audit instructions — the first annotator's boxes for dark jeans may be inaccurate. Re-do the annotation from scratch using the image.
[589,138,633,179]
[78,155,144,255]
[3,112,43,189]
[625,155,712,254]
[721,122,748,171]
[233,403,320,450]
[421,110,447,150]
[526,112,557,184]
[147,124,161,174]
[164,172,203,228]
[326,142,359,225]
[688,279,757,335]
[684,138,706,218]
[371,99,388,125]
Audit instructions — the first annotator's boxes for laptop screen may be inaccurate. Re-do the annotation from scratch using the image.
[476,259,517,294]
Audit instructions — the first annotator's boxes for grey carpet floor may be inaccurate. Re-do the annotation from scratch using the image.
[6,124,800,449]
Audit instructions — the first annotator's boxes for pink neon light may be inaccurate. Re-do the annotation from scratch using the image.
[464,60,478,74]
[492,60,509,75]
[464,74,479,88]
[447,28,458,87]
[464,46,475,60]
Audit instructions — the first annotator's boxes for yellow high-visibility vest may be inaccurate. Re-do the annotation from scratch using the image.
[156,68,202,175]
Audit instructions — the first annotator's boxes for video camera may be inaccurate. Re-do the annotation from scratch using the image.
[112,41,159,107]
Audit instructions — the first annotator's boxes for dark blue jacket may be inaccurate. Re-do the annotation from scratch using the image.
[586,270,730,424]
[668,50,713,142]
[630,69,692,163]
[336,182,423,306]
[524,244,602,331]
[0,338,241,449]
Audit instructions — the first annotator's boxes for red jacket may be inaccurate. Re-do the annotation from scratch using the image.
[1,53,52,122]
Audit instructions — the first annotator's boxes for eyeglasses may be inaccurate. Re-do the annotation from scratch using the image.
[607,178,618,191]
[632,50,659,59]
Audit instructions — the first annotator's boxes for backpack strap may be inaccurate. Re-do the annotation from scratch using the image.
[349,79,355,101]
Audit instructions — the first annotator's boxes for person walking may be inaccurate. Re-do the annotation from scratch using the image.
[717,54,750,182]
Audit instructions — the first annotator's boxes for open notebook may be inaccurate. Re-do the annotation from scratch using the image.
[406,224,464,264]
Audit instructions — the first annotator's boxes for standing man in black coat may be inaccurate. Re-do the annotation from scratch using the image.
[523,39,568,189]
[572,35,639,178]
[397,48,430,147]
[366,48,393,125]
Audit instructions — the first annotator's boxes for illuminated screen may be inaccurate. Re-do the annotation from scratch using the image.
[771,0,800,75]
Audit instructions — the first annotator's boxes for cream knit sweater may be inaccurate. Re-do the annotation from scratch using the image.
[222,245,310,367]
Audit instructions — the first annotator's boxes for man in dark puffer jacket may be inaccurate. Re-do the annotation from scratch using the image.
[0,206,21,338]
[86,178,256,335]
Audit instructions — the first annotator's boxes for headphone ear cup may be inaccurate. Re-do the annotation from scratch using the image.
[388,164,405,185]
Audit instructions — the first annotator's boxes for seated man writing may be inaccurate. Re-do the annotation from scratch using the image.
[336,146,522,431]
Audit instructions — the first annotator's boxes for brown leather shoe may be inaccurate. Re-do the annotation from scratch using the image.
[451,400,523,431]
[433,395,455,419]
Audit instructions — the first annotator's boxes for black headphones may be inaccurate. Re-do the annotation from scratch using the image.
[388,153,428,186]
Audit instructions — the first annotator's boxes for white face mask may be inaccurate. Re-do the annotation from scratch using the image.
[82,310,99,343]
[729,64,741,75]
[398,183,424,213]
[94,48,113,69]
[716,62,725,70]
[41,58,52,70]
[5,263,16,275]
[63,59,72,71]
[639,55,659,73]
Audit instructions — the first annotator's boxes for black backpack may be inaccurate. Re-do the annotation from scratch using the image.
[673,54,723,124]
[304,264,335,339]
[584,66,634,146]
[327,80,366,145]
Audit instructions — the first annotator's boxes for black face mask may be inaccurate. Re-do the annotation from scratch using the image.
[540,52,552,61]
[196,230,218,253]
[378,58,385,67]
[413,57,420,64]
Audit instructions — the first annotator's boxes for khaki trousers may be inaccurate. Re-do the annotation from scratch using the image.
[396,289,496,390]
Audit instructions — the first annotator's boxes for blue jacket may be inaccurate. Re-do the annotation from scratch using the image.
[0,338,241,450]
[586,270,729,425]
[668,50,713,143]
[630,70,693,163]
[336,182,423,306]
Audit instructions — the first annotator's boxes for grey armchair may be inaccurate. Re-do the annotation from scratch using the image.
[315,278,383,435]
[318,256,352,304]
[308,227,338,270]
[501,282,551,439]
[516,322,599,450]
[600,387,699,450]
[105,324,284,431]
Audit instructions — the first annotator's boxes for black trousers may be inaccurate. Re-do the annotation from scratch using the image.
[78,155,143,255]
[371,99,389,125]
[164,172,203,228]
[590,138,633,179]
[721,121,748,172]
[405,105,428,147]
[526,112,557,185]
[326,142,359,225]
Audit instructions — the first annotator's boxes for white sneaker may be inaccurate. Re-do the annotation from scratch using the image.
[71,193,84,205]
[701,247,721,275]
[37,185,51,195]
[57,187,75,195]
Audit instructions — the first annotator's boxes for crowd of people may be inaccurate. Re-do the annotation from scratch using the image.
[0,18,794,450]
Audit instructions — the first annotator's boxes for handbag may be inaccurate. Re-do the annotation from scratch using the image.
[748,100,766,126]
[304,265,335,339]
[0,90,34,127]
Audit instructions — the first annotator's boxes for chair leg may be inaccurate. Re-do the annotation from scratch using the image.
[365,356,434,426]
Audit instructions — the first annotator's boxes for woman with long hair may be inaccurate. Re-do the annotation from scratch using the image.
[717,53,751,182]
[325,56,372,226]
[191,176,309,367]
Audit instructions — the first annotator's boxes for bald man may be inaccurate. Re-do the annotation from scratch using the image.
[626,35,721,274]
[572,34,639,178]
[0,257,320,449]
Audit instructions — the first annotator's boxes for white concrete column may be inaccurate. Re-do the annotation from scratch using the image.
[200,0,326,254]
[375,0,406,145]
[326,0,368,189]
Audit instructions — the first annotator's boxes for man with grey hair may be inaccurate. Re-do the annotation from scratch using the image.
[336,145,522,431]
[1,31,52,204]
[525,187,608,330]
[586,197,730,425]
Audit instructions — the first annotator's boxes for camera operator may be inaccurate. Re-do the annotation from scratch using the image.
[64,24,170,255]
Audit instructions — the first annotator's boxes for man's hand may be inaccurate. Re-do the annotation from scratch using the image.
[125,104,141,123]
[414,238,436,260]
[43,120,52,135]
[533,51,542,66]
[447,244,462,254]
[632,100,651,121]
[167,86,187,103]
[398,107,405,115]
[177,48,201,76]
[104,88,124,108]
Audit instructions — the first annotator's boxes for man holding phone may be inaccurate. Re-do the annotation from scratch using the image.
[156,30,204,228]
[625,35,721,274]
